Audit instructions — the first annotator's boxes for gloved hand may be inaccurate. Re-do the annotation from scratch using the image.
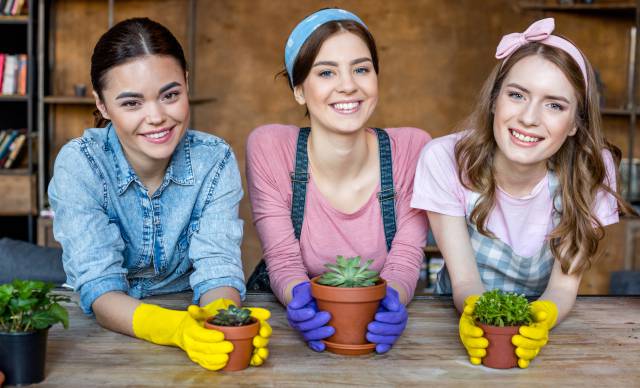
[188,298,272,367]
[366,287,408,353]
[286,281,335,352]
[512,300,558,368]
[132,303,233,370]
[458,294,488,365]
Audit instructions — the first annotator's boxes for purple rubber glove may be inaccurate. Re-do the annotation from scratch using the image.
[366,287,408,353]
[286,281,335,352]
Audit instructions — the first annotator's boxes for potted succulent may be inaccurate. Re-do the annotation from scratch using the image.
[310,256,387,355]
[472,289,533,369]
[0,279,69,385]
[204,305,260,371]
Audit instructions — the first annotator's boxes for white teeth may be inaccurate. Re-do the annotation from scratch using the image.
[145,130,169,139]
[511,129,540,143]
[333,102,359,111]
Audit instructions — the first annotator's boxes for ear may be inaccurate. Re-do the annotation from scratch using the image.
[568,125,578,136]
[293,85,306,105]
[93,91,110,120]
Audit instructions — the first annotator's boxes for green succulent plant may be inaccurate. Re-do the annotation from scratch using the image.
[473,289,533,327]
[317,255,380,288]
[209,305,253,327]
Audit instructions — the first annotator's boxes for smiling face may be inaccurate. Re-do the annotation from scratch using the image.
[492,54,578,173]
[293,31,378,135]
[94,54,189,172]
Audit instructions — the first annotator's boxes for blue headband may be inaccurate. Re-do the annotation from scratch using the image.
[284,8,368,84]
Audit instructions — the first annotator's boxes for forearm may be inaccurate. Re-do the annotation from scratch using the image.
[538,286,578,324]
[92,291,141,337]
[200,286,241,307]
[282,277,310,305]
[387,280,409,305]
[452,280,485,314]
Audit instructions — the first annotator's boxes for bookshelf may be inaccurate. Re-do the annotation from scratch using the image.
[0,1,37,241]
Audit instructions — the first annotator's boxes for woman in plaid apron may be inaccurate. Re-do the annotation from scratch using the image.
[411,18,635,368]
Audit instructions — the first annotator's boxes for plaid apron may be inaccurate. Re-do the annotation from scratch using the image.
[435,172,560,296]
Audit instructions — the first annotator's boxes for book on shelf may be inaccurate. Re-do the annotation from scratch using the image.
[0,129,18,160]
[0,53,26,95]
[3,131,25,168]
[0,0,26,16]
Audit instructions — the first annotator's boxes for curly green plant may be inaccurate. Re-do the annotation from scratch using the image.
[209,305,253,327]
[317,255,380,288]
[0,279,70,333]
[473,289,533,327]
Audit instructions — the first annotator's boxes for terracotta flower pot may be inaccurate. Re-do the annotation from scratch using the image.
[310,276,387,355]
[204,317,260,371]
[477,323,520,369]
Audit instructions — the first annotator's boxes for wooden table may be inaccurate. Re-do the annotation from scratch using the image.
[35,292,640,387]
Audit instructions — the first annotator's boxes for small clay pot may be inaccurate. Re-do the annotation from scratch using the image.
[310,276,387,355]
[204,317,260,371]
[477,323,520,369]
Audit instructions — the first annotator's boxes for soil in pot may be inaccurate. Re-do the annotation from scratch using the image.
[477,323,520,369]
[204,317,260,371]
[0,329,49,385]
[310,276,386,355]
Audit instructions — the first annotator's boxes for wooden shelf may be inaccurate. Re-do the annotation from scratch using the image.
[44,95,216,105]
[0,168,31,176]
[602,107,640,116]
[520,1,636,13]
[0,15,28,24]
[0,94,28,102]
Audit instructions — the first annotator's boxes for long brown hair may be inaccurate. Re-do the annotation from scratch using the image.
[455,42,636,275]
[90,17,187,127]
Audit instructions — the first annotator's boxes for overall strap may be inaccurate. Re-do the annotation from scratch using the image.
[290,127,311,240]
[375,128,397,252]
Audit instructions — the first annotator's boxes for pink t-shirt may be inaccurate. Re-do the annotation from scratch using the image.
[410,132,620,257]
[247,124,431,303]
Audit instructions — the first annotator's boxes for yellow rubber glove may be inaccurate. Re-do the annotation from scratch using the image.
[188,299,272,367]
[512,300,558,368]
[132,303,233,370]
[458,295,488,365]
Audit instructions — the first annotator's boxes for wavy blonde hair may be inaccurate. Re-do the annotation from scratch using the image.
[455,42,636,275]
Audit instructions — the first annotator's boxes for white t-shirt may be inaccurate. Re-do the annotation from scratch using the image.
[410,132,620,257]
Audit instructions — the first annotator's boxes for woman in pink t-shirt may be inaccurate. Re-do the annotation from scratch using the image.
[411,18,636,368]
[246,8,430,353]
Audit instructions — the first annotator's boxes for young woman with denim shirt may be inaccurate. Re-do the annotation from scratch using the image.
[411,19,636,368]
[48,18,270,371]
[246,8,430,354]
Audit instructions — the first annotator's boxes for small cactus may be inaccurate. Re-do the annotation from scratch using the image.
[317,255,380,288]
[209,305,253,327]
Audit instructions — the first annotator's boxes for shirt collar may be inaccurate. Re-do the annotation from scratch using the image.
[106,124,194,195]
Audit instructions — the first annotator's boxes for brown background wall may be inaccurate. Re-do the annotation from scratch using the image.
[48,0,637,280]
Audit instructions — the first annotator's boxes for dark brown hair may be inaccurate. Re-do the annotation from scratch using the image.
[90,17,187,127]
[280,19,379,89]
[455,42,636,275]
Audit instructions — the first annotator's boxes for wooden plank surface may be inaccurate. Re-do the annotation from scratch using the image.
[40,291,640,387]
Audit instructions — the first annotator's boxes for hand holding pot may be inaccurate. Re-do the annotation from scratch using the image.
[132,303,233,370]
[188,299,272,367]
[286,281,335,352]
[512,300,558,368]
[366,287,408,353]
[459,294,489,365]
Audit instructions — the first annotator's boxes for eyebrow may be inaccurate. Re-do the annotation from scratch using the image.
[115,81,183,100]
[506,83,571,104]
[312,57,372,68]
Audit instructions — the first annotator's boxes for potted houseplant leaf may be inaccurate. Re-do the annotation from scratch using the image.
[204,305,260,371]
[0,279,69,385]
[473,289,533,369]
[310,255,387,355]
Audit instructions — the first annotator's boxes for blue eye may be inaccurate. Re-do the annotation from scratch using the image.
[354,66,369,75]
[508,91,524,100]
[319,70,333,78]
[548,102,564,111]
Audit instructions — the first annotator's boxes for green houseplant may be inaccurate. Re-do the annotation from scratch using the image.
[310,256,387,355]
[0,279,69,385]
[472,289,533,369]
[204,305,259,371]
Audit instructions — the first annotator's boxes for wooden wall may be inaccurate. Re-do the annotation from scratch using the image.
[48,1,637,287]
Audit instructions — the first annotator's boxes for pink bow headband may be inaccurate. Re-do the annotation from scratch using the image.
[495,18,588,89]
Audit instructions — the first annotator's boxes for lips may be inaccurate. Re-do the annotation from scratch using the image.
[140,126,175,144]
[510,128,543,144]
[331,101,361,114]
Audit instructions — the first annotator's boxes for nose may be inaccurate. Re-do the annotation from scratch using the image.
[145,102,165,125]
[518,101,540,127]
[337,71,357,94]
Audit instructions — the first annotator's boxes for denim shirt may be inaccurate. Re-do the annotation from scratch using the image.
[48,124,246,315]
